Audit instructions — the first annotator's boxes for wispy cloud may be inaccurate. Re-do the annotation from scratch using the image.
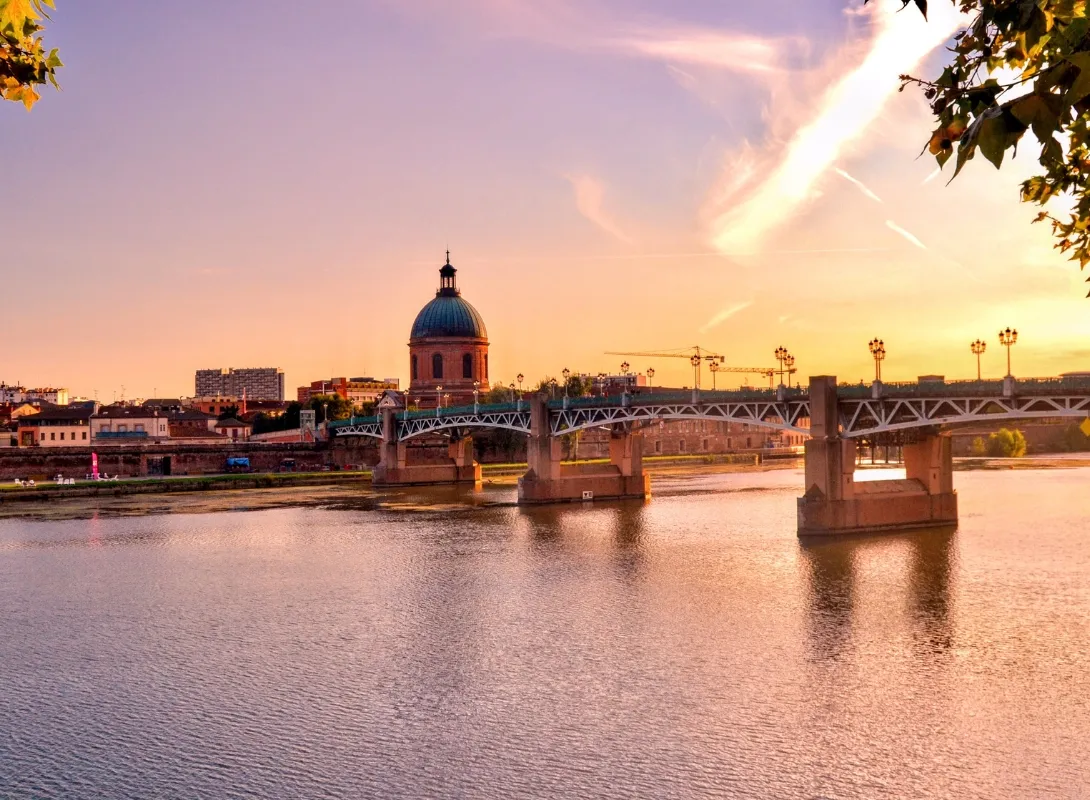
[609,29,802,74]
[700,300,754,333]
[707,4,964,253]
[563,173,634,244]
[834,167,883,203]
[885,219,927,249]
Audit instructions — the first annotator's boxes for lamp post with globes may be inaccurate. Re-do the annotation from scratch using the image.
[473,380,480,414]
[774,346,789,387]
[435,385,443,417]
[620,361,631,395]
[999,328,1018,376]
[689,354,701,390]
[784,353,796,388]
[562,367,571,398]
[646,367,655,393]
[970,339,987,381]
[597,372,607,397]
[868,338,886,382]
[709,360,720,390]
[509,381,517,408]
[517,373,524,395]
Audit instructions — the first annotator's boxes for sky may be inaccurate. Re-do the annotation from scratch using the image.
[3,0,1090,399]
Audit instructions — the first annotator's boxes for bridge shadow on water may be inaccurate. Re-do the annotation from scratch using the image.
[799,525,958,663]
[517,501,650,580]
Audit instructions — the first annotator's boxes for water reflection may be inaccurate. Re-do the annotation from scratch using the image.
[800,527,957,662]
[906,527,957,654]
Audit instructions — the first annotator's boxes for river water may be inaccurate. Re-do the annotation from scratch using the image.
[2,467,1089,799]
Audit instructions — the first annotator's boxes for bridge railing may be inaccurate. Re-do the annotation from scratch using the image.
[838,376,1090,400]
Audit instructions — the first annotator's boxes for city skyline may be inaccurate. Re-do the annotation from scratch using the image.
[4,0,1090,398]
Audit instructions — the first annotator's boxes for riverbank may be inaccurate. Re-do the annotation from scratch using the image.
[0,453,786,505]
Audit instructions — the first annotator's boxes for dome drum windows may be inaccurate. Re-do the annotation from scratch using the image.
[432,353,444,380]
[462,353,473,380]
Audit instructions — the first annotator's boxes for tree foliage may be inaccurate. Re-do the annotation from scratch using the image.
[877,0,1090,288]
[1,0,61,110]
[987,427,1027,456]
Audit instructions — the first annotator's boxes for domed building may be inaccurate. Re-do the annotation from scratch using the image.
[408,253,489,407]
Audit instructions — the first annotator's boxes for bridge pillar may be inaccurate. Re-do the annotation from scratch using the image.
[798,376,958,536]
[372,408,481,487]
[518,395,650,504]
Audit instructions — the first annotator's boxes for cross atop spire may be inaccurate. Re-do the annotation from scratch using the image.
[446,249,450,265]
[438,250,458,295]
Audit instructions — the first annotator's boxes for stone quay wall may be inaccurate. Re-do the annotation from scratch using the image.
[0,442,332,480]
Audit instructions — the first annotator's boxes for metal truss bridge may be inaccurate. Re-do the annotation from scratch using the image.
[330,377,1090,442]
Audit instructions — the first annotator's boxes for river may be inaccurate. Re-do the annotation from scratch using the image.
[1,466,1089,798]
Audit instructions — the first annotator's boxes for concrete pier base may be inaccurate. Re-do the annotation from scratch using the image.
[517,396,650,504]
[371,409,481,487]
[797,376,958,537]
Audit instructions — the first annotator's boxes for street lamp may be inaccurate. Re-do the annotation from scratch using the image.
[784,354,796,387]
[435,385,443,417]
[868,338,886,382]
[562,367,571,398]
[775,346,789,387]
[646,367,655,392]
[517,373,524,394]
[970,339,987,381]
[999,327,1018,376]
[509,382,516,402]
[549,378,558,399]
[473,380,480,413]
[709,360,719,390]
[689,354,701,389]
[597,372,607,396]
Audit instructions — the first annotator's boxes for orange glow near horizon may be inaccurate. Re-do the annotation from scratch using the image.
[2,1,1090,400]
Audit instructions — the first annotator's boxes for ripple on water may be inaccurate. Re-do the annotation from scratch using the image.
[0,468,1089,798]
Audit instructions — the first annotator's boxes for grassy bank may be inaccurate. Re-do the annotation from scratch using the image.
[0,453,796,504]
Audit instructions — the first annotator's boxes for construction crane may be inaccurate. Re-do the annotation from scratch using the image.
[605,346,781,390]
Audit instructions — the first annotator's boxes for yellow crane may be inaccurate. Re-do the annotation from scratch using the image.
[604,346,784,390]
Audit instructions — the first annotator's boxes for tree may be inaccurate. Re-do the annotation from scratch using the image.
[308,393,354,423]
[1,0,62,109]
[970,435,988,455]
[987,427,1027,457]
[876,0,1090,288]
[217,404,240,421]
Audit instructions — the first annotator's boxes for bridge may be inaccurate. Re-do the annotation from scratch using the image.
[330,374,1090,536]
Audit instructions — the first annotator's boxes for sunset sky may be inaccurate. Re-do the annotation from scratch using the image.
[3,0,1090,400]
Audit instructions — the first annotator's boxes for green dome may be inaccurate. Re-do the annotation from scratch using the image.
[409,254,488,340]
[410,294,488,340]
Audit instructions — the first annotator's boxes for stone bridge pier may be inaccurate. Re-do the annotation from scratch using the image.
[797,376,958,536]
[518,395,650,504]
[371,408,481,487]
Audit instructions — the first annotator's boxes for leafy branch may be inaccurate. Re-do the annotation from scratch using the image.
[0,0,62,110]
[873,0,1090,293]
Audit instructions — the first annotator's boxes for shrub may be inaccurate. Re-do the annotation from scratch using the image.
[987,428,1027,458]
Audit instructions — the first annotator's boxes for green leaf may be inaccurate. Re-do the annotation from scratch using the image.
[1009,93,1062,141]
[1066,51,1090,104]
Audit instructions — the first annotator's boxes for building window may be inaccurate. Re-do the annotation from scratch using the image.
[118,425,127,433]
[702,438,708,451]
[484,354,488,380]
[82,432,87,440]
[654,440,661,454]
[432,353,444,379]
[679,439,685,453]
[411,355,418,381]
[50,432,55,441]
[746,437,752,448]
[101,425,111,433]
[462,353,473,379]
[135,424,145,433]
[59,432,64,441]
